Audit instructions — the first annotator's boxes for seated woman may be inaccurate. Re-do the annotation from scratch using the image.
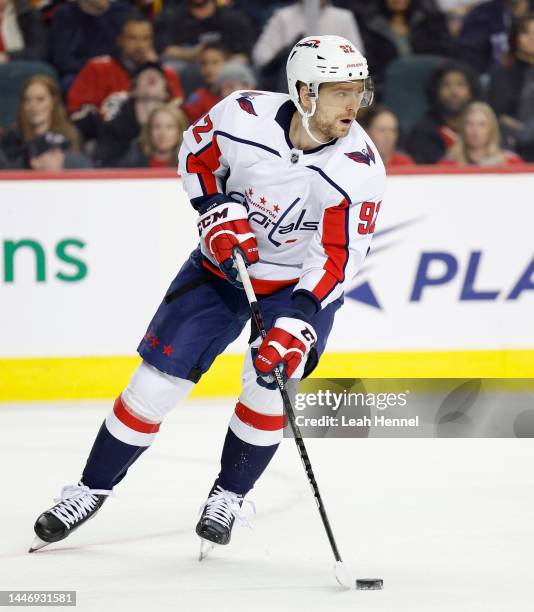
[439,101,523,166]
[0,74,81,167]
[118,103,189,168]
[359,105,415,167]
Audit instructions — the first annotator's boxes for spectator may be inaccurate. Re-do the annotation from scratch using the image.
[0,74,81,166]
[439,101,523,164]
[155,0,253,65]
[252,0,364,90]
[67,16,183,140]
[358,0,454,95]
[182,42,229,122]
[457,0,534,73]
[0,0,48,62]
[94,62,173,167]
[488,13,534,159]
[24,131,92,170]
[118,103,188,167]
[51,0,133,90]
[217,61,256,99]
[407,61,480,163]
[433,1,490,38]
[359,105,415,166]
[183,56,256,122]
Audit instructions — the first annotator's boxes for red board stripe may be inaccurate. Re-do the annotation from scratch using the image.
[312,198,350,302]
[235,401,287,431]
[113,395,161,434]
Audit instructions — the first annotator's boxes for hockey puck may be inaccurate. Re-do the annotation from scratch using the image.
[356,578,383,590]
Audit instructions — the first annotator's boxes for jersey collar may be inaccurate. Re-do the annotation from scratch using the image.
[274,99,338,155]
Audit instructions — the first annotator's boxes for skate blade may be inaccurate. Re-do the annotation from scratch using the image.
[28,535,51,553]
[198,538,215,561]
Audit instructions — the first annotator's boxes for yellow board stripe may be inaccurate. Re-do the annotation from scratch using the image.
[1,350,533,402]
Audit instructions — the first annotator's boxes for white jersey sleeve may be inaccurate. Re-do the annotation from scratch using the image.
[177,98,233,211]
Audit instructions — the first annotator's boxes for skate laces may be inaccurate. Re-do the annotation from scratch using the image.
[50,483,111,529]
[199,485,256,529]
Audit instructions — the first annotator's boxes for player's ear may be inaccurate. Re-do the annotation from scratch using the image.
[298,82,312,112]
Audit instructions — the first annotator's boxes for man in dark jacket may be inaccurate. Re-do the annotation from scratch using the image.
[407,61,480,164]
[457,0,534,73]
[155,0,253,64]
[358,0,454,95]
[51,0,133,90]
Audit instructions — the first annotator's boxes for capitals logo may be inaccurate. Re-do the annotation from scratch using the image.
[345,143,376,166]
[235,91,264,116]
[296,39,321,49]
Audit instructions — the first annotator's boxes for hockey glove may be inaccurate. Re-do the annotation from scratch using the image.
[197,201,259,287]
[254,316,317,388]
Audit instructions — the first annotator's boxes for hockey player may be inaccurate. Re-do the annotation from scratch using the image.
[30,35,385,553]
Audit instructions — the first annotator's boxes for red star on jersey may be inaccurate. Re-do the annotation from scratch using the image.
[248,188,254,196]
[260,196,266,204]
[145,331,152,341]
[273,204,280,213]
[163,345,174,357]
[151,337,159,348]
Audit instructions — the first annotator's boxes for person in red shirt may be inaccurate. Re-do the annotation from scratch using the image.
[359,105,415,168]
[439,101,523,166]
[67,15,183,139]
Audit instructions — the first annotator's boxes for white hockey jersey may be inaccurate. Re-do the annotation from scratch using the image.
[178,90,385,314]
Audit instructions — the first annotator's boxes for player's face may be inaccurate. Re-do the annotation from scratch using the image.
[367,111,399,158]
[463,109,492,149]
[150,111,179,153]
[200,49,226,85]
[310,81,364,140]
[119,23,154,64]
[23,82,54,130]
[438,71,472,114]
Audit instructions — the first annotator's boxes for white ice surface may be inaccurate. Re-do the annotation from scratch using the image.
[1,400,533,612]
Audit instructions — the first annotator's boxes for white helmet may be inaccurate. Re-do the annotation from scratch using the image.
[286,35,373,144]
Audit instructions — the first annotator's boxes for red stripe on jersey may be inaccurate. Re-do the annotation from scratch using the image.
[312,199,350,302]
[201,259,298,294]
[185,135,221,195]
[113,395,161,433]
[235,401,287,431]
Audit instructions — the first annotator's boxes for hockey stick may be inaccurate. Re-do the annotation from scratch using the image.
[233,251,357,589]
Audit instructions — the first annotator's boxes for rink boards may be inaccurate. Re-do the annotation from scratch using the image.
[0,167,533,399]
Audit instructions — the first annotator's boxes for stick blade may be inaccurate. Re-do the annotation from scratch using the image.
[334,561,354,589]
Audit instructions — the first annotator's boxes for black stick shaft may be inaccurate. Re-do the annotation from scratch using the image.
[234,253,343,563]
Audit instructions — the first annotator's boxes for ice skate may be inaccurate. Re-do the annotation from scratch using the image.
[196,482,254,559]
[29,482,111,552]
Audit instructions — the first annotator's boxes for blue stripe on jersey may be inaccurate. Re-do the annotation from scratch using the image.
[214,130,282,157]
[305,165,352,205]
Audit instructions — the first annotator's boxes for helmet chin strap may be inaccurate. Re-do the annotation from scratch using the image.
[301,98,335,146]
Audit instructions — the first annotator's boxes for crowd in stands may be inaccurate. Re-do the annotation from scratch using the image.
[0,0,533,171]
